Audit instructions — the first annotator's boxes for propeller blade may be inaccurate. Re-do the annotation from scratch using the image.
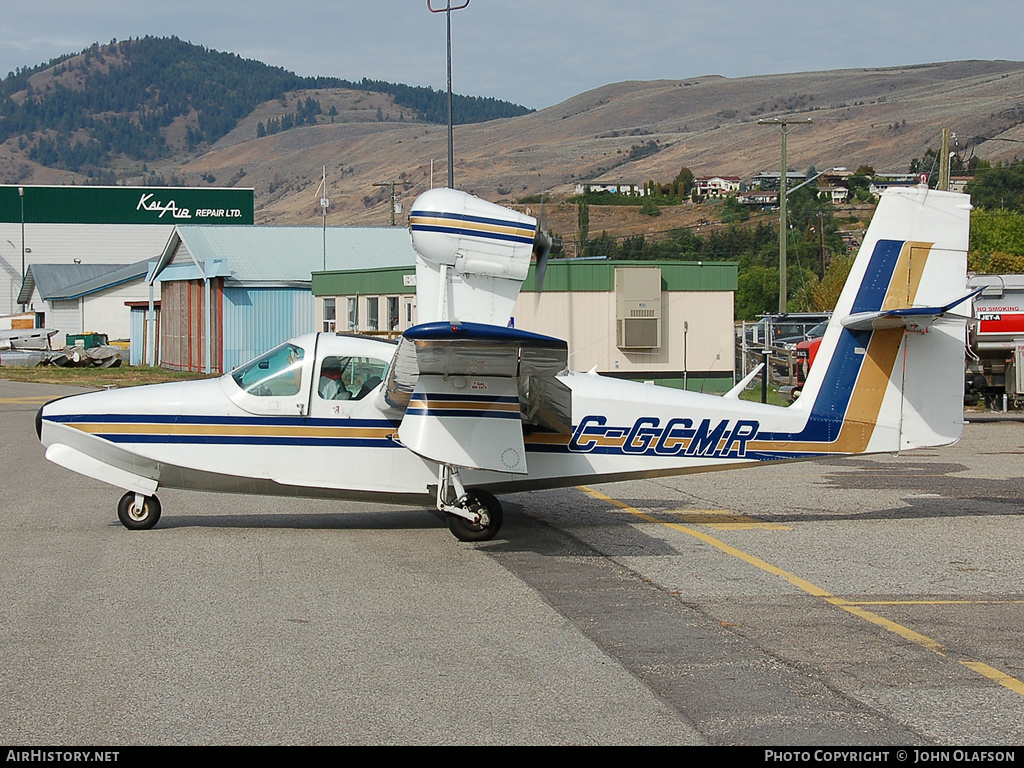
[532,231,562,292]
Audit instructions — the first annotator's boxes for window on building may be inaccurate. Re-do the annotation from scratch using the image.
[367,297,379,331]
[323,298,336,332]
[387,297,399,331]
[347,297,358,332]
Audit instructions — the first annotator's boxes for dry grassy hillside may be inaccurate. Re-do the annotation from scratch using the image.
[9,58,1024,231]
[187,59,1024,227]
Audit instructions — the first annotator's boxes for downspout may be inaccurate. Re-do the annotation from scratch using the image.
[204,267,211,375]
[146,279,155,367]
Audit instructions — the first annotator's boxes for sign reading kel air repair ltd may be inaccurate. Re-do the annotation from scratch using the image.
[0,185,255,225]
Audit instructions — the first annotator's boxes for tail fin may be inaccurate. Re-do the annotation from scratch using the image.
[792,186,971,453]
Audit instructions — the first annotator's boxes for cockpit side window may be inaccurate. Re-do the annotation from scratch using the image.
[317,356,388,401]
[231,343,305,397]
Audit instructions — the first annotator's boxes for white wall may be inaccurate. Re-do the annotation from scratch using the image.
[0,223,171,316]
[510,290,734,376]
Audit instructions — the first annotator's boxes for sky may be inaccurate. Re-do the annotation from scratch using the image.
[0,1,1020,110]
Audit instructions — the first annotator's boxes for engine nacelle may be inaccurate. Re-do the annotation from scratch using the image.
[409,188,538,326]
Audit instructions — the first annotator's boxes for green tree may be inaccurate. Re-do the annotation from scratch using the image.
[968,208,1024,271]
[672,167,695,198]
[577,199,590,248]
[736,265,779,320]
[640,196,661,217]
[720,195,749,223]
[811,254,853,311]
[967,166,1024,212]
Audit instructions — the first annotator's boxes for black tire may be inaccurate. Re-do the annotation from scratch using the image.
[446,488,503,542]
[117,491,162,530]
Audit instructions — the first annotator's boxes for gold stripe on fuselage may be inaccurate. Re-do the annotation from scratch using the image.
[67,423,394,439]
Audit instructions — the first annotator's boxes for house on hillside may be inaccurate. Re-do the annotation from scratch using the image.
[694,176,741,198]
[817,186,849,205]
[753,171,806,191]
[869,173,919,197]
[738,190,778,207]
[573,182,646,197]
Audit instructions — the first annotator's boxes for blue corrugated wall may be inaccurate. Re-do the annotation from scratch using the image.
[222,287,314,371]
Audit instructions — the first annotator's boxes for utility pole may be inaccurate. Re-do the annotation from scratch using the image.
[427,0,469,189]
[938,128,952,191]
[315,166,329,270]
[373,181,413,226]
[759,118,811,313]
[19,186,25,312]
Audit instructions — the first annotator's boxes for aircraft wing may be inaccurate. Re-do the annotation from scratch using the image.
[385,322,570,474]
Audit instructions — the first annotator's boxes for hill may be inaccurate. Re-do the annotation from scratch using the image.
[0,36,532,185]
[2,41,1023,229]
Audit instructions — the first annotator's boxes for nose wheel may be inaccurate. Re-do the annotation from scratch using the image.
[117,491,162,530]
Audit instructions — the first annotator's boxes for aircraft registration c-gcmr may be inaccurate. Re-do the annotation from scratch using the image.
[37,186,974,541]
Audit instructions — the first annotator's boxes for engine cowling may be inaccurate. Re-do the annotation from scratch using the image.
[409,188,538,326]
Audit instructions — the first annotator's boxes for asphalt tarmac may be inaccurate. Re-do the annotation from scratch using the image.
[2,379,1023,746]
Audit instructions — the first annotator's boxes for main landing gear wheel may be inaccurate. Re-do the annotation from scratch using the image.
[117,491,162,530]
[446,489,503,542]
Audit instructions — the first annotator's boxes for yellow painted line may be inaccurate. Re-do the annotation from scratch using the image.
[0,396,53,404]
[825,597,947,654]
[845,599,1024,606]
[960,661,1024,696]
[579,487,830,597]
[579,485,1024,698]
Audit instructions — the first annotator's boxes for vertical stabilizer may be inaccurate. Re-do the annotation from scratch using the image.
[790,186,971,453]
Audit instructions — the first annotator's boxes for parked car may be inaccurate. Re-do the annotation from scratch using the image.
[745,313,830,348]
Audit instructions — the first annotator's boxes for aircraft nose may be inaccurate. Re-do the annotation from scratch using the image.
[35,405,44,441]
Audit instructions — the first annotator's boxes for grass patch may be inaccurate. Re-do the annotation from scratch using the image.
[738,383,789,406]
[0,365,215,388]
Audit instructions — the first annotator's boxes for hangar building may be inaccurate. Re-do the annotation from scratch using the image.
[0,185,254,341]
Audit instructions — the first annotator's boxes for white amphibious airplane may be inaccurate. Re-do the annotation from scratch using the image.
[37,185,973,541]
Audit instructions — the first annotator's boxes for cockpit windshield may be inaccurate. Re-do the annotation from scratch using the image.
[231,342,305,397]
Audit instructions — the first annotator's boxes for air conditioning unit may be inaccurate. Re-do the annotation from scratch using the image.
[615,267,662,349]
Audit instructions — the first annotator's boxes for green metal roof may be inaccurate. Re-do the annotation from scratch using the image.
[524,259,737,292]
[312,259,737,296]
[312,266,414,297]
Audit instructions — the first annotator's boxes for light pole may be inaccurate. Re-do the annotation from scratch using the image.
[427,0,469,190]
[19,186,25,312]
[758,118,811,313]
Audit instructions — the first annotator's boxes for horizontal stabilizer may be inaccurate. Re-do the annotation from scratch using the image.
[841,288,981,331]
